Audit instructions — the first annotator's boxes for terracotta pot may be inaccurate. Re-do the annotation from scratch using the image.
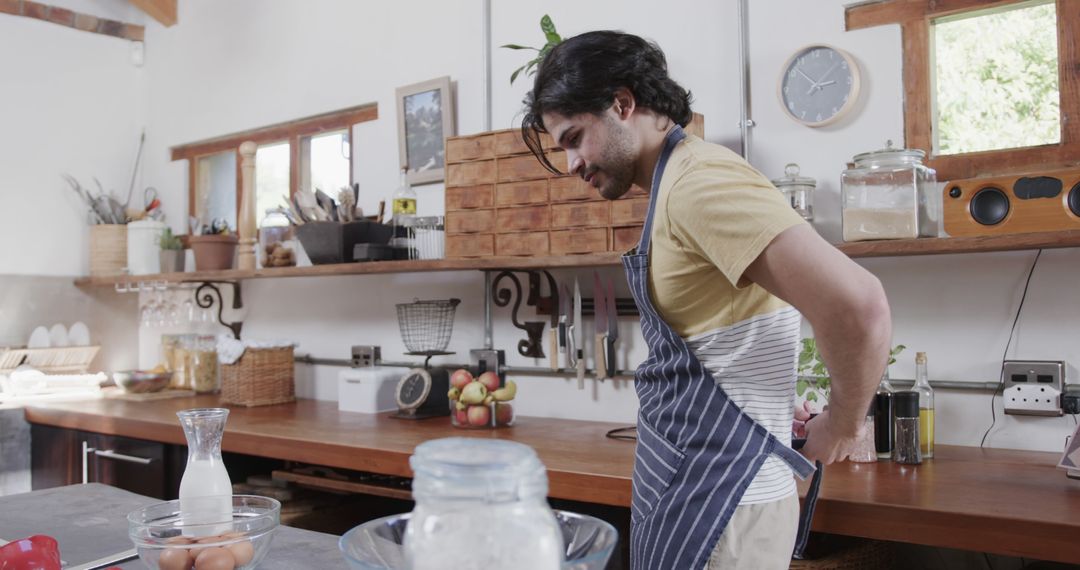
[189,234,237,271]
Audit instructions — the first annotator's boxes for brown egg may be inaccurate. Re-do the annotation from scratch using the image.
[194,547,236,570]
[157,547,194,570]
[165,536,194,546]
[226,540,254,567]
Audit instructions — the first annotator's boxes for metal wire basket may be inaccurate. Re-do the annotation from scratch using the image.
[395,298,460,354]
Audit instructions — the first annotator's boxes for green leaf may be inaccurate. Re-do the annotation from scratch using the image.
[796,379,808,397]
[510,66,525,85]
[540,14,556,36]
[501,44,539,51]
[807,392,818,402]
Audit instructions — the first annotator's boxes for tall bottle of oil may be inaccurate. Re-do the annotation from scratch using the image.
[912,352,935,458]
[391,167,417,251]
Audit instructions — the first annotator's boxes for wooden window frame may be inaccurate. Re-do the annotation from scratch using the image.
[846,0,1080,181]
[171,103,378,221]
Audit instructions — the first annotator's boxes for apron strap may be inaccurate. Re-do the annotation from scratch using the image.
[792,461,824,559]
[636,125,686,256]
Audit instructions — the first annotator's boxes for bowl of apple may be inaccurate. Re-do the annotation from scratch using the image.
[447,369,516,429]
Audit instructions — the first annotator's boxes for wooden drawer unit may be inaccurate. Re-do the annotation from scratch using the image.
[552,201,610,229]
[446,234,494,258]
[496,205,550,232]
[550,228,609,255]
[447,159,496,187]
[446,133,494,163]
[495,180,549,207]
[612,197,650,225]
[613,225,644,252]
[445,185,494,211]
[495,231,549,256]
[549,176,596,202]
[494,130,557,156]
[446,209,494,234]
[498,153,566,183]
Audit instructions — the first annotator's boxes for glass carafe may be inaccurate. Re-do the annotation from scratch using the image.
[177,408,233,532]
[404,438,563,570]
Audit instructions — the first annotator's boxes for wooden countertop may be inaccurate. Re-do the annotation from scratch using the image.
[25,396,1080,564]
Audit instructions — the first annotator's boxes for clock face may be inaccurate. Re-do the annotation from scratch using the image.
[779,45,860,127]
[396,369,431,411]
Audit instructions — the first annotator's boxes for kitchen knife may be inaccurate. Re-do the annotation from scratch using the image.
[594,272,608,381]
[605,277,619,379]
[549,281,560,371]
[562,283,573,370]
[574,278,585,389]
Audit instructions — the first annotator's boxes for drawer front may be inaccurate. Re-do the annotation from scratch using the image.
[612,197,650,225]
[497,153,566,183]
[552,201,610,229]
[446,209,495,234]
[495,180,549,207]
[550,228,609,255]
[495,231,550,257]
[496,205,550,232]
[446,234,494,258]
[445,185,494,211]
[447,159,496,187]
[549,176,596,202]
[494,130,558,156]
[446,134,495,163]
[613,225,644,252]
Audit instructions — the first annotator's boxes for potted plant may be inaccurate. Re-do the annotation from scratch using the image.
[158,227,185,273]
[188,221,238,271]
[797,339,906,412]
[502,15,563,85]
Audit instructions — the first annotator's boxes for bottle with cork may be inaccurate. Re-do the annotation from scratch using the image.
[911,351,935,458]
[391,167,417,252]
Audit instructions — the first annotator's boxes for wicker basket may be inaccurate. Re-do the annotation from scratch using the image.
[221,346,295,407]
[789,535,893,570]
[90,224,127,276]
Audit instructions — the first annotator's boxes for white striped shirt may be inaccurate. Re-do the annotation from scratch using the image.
[685,305,800,504]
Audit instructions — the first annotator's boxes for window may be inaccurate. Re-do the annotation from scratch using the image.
[846,0,1079,181]
[172,104,376,231]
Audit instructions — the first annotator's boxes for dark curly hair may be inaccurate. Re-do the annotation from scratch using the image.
[521,31,693,174]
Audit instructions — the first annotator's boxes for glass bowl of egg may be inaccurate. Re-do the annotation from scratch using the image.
[128,495,279,570]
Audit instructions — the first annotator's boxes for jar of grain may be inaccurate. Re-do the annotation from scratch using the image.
[182,335,219,394]
[840,141,938,242]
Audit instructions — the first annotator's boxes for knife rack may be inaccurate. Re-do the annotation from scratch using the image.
[535,297,639,318]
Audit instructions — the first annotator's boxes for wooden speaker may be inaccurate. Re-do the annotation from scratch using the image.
[942,167,1080,237]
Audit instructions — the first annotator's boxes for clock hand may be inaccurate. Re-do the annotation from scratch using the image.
[817,61,841,84]
[795,68,817,85]
[817,80,837,88]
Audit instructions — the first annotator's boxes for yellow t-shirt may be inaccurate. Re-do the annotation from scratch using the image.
[646,134,808,504]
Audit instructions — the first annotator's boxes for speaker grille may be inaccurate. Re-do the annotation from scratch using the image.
[970,187,1010,226]
[1069,182,1080,218]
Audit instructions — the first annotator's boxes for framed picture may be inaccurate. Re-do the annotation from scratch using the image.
[396,76,455,185]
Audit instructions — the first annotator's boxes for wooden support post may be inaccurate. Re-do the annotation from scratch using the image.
[238,141,257,271]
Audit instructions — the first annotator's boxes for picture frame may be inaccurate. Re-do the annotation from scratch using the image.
[1058,422,1080,476]
[396,76,455,186]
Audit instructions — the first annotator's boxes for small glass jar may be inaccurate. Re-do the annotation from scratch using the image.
[258,207,295,268]
[404,438,562,569]
[892,391,923,465]
[771,163,815,222]
[182,335,219,394]
[841,141,938,242]
[846,402,878,463]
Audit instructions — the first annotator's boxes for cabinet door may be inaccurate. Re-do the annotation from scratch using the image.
[30,424,81,490]
[87,432,169,499]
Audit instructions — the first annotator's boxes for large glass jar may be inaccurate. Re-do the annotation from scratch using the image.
[404,438,562,570]
[258,207,295,268]
[840,141,938,242]
[771,163,815,222]
[182,335,219,394]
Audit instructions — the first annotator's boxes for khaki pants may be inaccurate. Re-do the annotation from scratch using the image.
[705,494,799,570]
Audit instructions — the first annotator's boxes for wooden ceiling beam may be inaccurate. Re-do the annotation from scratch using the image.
[128,0,175,27]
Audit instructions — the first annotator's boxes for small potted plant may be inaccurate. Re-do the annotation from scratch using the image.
[797,339,906,413]
[188,219,238,271]
[502,15,562,85]
[158,227,185,273]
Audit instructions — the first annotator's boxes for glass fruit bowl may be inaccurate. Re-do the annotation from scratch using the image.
[339,509,617,570]
[127,495,279,570]
[450,401,515,429]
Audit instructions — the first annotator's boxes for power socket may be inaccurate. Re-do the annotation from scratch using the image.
[1002,360,1063,417]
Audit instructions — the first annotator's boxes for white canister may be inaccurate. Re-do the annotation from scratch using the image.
[126,220,167,275]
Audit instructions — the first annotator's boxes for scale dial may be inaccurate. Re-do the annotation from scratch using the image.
[396,368,432,412]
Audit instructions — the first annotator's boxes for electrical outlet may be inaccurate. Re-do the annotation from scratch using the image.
[1002,360,1063,417]
[470,349,505,380]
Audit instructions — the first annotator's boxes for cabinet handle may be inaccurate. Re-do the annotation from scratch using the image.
[94,449,153,465]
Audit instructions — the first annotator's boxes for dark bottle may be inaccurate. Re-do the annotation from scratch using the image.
[874,370,894,459]
[892,391,923,465]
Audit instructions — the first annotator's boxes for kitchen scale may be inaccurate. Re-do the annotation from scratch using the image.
[392,351,452,420]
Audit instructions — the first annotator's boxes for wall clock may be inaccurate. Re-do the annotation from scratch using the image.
[778,44,861,127]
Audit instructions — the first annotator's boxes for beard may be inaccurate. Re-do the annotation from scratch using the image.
[591,116,637,200]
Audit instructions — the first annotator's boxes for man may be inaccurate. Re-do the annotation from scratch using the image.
[522,31,892,570]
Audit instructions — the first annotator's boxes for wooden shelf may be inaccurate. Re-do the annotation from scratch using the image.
[74,230,1080,288]
[73,252,624,287]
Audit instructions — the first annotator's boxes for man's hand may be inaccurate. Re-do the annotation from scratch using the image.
[800,410,863,465]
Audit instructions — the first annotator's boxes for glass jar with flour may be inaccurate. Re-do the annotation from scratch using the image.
[841,141,938,242]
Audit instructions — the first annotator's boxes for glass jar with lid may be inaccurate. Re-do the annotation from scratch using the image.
[259,207,295,267]
[771,163,815,222]
[840,141,938,242]
[404,438,562,569]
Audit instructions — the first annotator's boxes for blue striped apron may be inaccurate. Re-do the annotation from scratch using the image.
[624,125,822,570]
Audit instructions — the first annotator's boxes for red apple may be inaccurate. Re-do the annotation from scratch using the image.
[450,368,473,390]
[494,403,514,426]
[477,371,500,392]
[454,408,469,426]
[467,404,491,427]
